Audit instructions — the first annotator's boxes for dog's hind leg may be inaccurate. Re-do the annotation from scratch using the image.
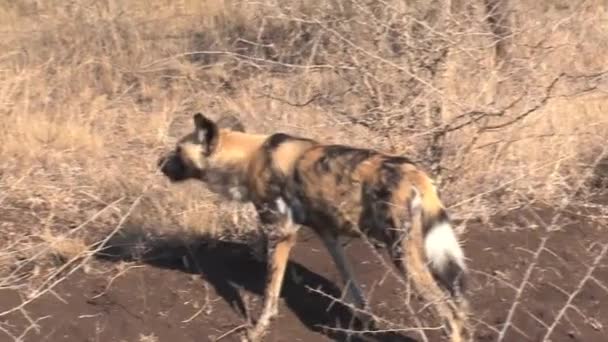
[316,230,372,326]
[388,194,471,342]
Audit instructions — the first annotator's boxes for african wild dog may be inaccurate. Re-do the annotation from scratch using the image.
[158,113,471,342]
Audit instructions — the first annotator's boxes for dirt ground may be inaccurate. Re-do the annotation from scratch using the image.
[1,198,607,342]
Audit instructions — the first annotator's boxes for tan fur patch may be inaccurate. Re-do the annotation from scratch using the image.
[271,140,316,175]
[179,141,205,169]
[212,130,268,167]
[405,168,444,218]
[352,154,384,183]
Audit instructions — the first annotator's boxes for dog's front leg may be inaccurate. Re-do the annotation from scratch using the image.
[246,198,298,342]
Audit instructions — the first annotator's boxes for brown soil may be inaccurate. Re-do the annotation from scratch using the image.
[1,201,607,342]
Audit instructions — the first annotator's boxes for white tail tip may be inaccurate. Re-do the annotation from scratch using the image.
[424,222,466,273]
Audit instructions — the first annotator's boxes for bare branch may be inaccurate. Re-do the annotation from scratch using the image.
[542,244,608,341]
[497,236,548,342]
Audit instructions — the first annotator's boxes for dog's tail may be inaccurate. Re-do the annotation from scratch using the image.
[409,173,467,296]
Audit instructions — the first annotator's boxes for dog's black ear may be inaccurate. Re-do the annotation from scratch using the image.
[193,113,219,155]
[216,113,245,132]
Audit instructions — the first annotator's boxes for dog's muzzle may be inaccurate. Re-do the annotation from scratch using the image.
[158,152,189,182]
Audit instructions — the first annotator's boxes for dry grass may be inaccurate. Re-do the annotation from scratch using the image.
[0,0,605,238]
[0,0,607,340]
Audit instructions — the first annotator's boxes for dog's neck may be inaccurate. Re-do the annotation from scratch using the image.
[204,131,268,202]
[201,164,250,202]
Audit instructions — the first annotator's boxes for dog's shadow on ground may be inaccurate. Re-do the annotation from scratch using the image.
[94,228,416,342]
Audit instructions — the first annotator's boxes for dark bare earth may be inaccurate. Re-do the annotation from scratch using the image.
[1,199,607,342]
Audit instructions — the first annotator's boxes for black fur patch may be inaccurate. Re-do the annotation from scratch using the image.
[263,133,313,151]
[433,259,467,297]
[264,133,294,150]
[314,145,375,175]
[422,208,450,235]
[358,160,404,245]
[193,113,219,155]
[159,152,201,182]
[382,155,415,166]
[258,133,316,204]
[324,145,376,164]
[254,201,284,225]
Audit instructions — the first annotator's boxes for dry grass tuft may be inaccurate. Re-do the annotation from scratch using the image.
[38,230,88,264]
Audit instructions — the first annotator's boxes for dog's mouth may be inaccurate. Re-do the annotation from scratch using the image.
[157,152,206,183]
[158,153,190,182]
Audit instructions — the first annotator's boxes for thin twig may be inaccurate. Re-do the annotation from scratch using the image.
[496,236,547,341]
[90,265,145,300]
[213,323,249,342]
[319,324,443,335]
[542,244,608,341]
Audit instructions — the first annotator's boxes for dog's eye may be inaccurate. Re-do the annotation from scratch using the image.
[175,146,182,155]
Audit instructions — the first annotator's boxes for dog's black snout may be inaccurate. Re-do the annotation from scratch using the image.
[157,152,188,181]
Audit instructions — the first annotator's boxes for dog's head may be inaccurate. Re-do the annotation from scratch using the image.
[157,113,245,183]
